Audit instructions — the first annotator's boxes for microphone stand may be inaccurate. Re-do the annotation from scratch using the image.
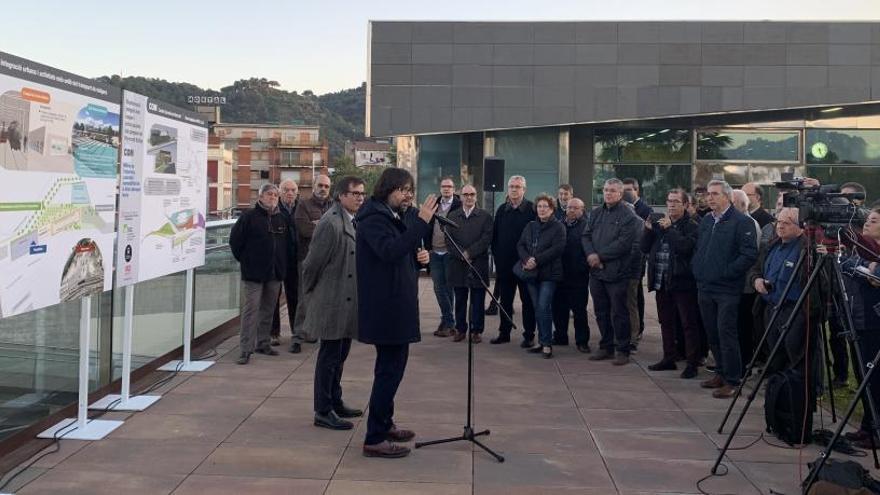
[414,219,509,462]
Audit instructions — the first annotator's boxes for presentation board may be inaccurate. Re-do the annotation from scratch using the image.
[116,90,208,287]
[0,52,119,318]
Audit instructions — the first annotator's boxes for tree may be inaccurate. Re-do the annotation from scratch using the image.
[331,155,383,195]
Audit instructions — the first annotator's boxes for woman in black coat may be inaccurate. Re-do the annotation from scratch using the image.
[516,194,566,358]
[355,168,436,459]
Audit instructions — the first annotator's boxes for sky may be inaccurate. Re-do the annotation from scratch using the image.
[2,0,879,95]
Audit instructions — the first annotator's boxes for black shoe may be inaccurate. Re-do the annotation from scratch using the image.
[527,344,543,353]
[576,344,591,353]
[334,403,364,418]
[236,352,251,365]
[270,336,281,346]
[589,349,614,361]
[648,360,677,371]
[542,346,553,359]
[314,410,353,430]
[485,303,498,315]
[255,346,279,356]
[490,335,511,344]
[520,339,535,349]
[680,364,698,379]
[305,338,318,344]
[289,342,302,354]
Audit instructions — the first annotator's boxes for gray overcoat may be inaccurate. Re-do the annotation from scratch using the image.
[301,202,358,341]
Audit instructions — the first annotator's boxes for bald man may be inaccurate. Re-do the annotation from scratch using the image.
[740,183,773,229]
[551,198,592,352]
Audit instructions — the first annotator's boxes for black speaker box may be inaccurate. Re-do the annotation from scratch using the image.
[483,157,505,192]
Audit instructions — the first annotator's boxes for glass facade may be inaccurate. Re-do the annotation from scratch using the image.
[494,128,559,202]
[417,134,460,202]
[697,131,799,162]
[0,222,241,442]
[806,129,880,165]
[593,129,691,206]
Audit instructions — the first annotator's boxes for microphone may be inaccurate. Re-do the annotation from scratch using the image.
[433,214,459,229]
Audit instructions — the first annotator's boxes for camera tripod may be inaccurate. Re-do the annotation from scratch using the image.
[711,240,880,478]
[802,249,880,493]
[414,220,507,462]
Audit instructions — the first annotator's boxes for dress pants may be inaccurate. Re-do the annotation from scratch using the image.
[699,291,742,386]
[626,279,641,343]
[271,269,298,338]
[738,292,758,368]
[496,270,536,341]
[551,284,590,346]
[240,280,281,353]
[429,252,455,328]
[656,289,702,366]
[590,277,631,354]
[365,344,409,445]
[314,338,352,414]
[454,286,486,334]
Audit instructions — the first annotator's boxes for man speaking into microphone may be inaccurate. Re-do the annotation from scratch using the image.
[356,167,437,458]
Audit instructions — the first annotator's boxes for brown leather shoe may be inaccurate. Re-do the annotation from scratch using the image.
[433,325,454,337]
[700,375,724,389]
[712,385,736,399]
[386,426,415,442]
[453,331,466,342]
[470,333,482,344]
[363,441,411,458]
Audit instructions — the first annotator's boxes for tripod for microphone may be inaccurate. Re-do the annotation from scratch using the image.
[414,220,509,463]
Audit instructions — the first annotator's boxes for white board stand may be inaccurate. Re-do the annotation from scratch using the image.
[38,296,123,440]
[158,269,214,372]
[90,285,160,411]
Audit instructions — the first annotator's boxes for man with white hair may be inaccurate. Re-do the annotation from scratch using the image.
[229,183,293,364]
[692,180,758,398]
[270,179,300,346]
[490,175,537,346]
[733,188,762,370]
[748,208,823,374]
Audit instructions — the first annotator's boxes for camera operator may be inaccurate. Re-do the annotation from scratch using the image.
[832,207,880,449]
[749,208,825,374]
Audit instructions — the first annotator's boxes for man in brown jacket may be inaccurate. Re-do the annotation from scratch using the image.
[289,174,332,353]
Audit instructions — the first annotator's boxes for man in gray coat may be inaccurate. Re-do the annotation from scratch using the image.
[303,176,366,430]
[583,178,640,366]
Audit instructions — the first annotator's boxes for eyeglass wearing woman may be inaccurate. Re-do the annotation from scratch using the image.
[517,194,566,358]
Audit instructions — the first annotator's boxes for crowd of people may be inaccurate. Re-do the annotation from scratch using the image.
[229,167,880,457]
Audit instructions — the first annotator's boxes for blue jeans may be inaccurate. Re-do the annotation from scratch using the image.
[429,252,454,328]
[698,291,742,386]
[527,281,557,346]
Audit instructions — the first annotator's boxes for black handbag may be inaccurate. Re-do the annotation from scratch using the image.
[513,223,539,282]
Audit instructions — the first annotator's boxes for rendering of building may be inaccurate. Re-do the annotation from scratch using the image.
[212,123,330,208]
[367,21,880,206]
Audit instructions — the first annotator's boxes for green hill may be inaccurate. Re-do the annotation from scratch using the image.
[96,76,366,159]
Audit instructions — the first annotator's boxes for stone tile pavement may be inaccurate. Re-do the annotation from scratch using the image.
[4,279,871,494]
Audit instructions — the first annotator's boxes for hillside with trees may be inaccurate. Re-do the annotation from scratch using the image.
[96,75,366,158]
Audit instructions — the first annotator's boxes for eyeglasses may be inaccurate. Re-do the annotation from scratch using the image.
[462,192,477,197]
[344,191,366,197]
[398,187,414,195]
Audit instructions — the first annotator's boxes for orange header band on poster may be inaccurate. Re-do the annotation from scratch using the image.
[21,87,50,104]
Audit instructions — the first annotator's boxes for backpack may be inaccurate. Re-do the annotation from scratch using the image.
[806,459,880,494]
[765,368,814,445]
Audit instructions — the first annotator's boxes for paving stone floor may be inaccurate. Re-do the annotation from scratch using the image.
[4,279,872,494]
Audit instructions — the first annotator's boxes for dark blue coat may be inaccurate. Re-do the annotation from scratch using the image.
[692,207,759,295]
[355,198,431,345]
